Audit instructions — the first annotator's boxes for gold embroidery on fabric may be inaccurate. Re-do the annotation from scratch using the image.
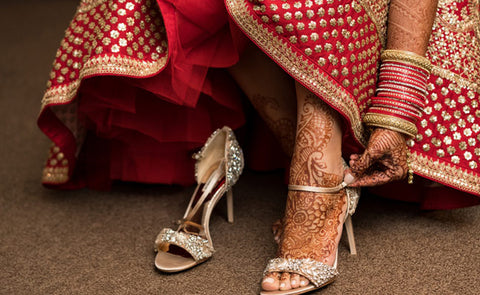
[356,0,390,46]
[432,66,479,92]
[40,0,169,184]
[42,81,80,108]
[225,0,368,145]
[79,0,108,12]
[40,0,169,110]
[41,54,168,109]
[471,0,480,39]
[411,151,480,195]
[42,144,70,184]
[408,0,480,195]
[428,0,480,89]
[42,167,69,184]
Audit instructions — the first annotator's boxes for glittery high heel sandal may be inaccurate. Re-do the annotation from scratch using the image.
[261,171,360,295]
[154,126,244,273]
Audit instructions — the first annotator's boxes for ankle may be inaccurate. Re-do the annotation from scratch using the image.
[290,171,344,188]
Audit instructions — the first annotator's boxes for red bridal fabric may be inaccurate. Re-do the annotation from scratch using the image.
[38,0,480,209]
[38,0,249,189]
[225,0,480,209]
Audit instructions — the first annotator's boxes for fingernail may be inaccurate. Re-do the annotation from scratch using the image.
[291,280,297,285]
[344,172,355,185]
[300,281,307,286]
[279,283,285,289]
[263,277,275,284]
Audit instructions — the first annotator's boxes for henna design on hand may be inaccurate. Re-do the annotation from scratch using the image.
[348,128,408,187]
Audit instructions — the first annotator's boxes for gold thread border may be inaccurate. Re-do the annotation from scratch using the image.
[40,53,168,110]
[411,151,480,196]
[472,0,480,40]
[432,66,480,93]
[225,0,367,146]
[356,0,388,46]
[42,167,69,184]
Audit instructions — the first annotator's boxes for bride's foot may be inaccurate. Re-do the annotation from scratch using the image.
[261,174,347,292]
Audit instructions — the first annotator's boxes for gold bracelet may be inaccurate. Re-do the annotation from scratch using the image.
[381,49,432,73]
[363,113,418,138]
[406,147,414,184]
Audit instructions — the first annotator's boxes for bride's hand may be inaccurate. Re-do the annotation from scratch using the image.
[346,128,409,187]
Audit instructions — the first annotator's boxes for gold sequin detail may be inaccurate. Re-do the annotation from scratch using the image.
[42,0,168,109]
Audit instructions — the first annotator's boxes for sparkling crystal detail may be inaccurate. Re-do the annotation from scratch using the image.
[155,228,214,261]
[264,258,338,287]
[193,126,244,191]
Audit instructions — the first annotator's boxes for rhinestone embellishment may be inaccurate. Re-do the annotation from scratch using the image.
[225,132,244,190]
[346,186,360,215]
[264,258,338,287]
[193,126,244,190]
[155,228,214,261]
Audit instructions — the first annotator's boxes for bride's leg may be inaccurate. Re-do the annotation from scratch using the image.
[229,44,297,157]
[262,82,347,291]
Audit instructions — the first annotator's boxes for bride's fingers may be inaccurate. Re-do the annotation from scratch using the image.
[348,170,393,187]
[349,149,382,176]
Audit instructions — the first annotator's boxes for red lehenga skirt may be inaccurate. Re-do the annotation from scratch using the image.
[39,0,480,209]
[225,0,480,209]
[38,0,253,189]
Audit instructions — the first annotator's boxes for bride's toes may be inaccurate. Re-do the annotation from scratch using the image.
[271,219,283,244]
[299,275,309,287]
[279,272,292,290]
[262,272,281,291]
[290,273,300,288]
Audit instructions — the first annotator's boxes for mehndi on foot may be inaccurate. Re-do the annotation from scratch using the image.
[261,173,359,295]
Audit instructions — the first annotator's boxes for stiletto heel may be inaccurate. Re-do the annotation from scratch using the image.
[154,126,244,273]
[344,215,356,255]
[261,161,360,295]
[226,189,234,223]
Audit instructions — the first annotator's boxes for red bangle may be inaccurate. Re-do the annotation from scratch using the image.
[375,92,425,108]
[377,83,426,99]
[381,61,429,77]
[380,69,428,83]
[379,73,427,90]
[368,108,418,122]
[378,79,427,95]
[371,97,423,115]
[369,105,421,120]
[371,98,423,116]
[368,57,430,127]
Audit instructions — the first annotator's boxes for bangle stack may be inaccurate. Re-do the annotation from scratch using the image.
[364,49,431,138]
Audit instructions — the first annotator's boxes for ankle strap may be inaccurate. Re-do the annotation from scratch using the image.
[288,182,347,194]
[289,182,352,222]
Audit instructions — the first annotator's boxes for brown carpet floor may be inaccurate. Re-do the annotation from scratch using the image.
[1,1,480,294]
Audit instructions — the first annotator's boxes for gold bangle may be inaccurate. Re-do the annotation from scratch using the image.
[381,49,432,73]
[363,113,418,138]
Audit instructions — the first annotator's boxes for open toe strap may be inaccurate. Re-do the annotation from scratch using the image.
[155,228,215,261]
[263,258,338,288]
